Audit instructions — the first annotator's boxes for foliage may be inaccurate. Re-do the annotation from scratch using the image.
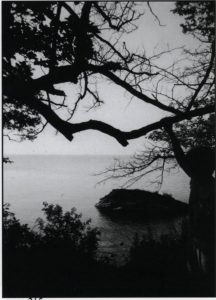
[123,224,214,297]
[3,202,100,297]
[3,202,100,255]
[3,1,214,145]
[36,202,100,256]
[3,203,38,250]
[3,204,214,297]
[150,113,215,150]
[128,227,188,274]
[3,2,53,140]
[172,1,215,42]
[3,56,41,140]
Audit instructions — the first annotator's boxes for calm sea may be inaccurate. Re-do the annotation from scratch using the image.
[4,155,190,263]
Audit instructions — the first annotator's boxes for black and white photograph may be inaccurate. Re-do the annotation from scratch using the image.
[2,1,215,297]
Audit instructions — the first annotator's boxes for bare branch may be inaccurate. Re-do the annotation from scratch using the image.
[147,2,166,27]
[94,32,129,64]
[88,65,181,114]
[3,134,21,142]
[20,91,214,147]
[35,121,48,136]
[96,144,175,188]
[93,2,143,33]
[42,98,67,108]
[186,42,215,112]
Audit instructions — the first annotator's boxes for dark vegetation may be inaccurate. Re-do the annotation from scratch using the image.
[3,203,214,297]
[3,202,101,297]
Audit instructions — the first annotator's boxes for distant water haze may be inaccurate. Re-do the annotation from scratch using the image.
[4,155,190,262]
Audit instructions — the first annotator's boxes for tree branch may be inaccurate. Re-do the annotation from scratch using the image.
[61,2,79,23]
[124,105,214,140]
[93,3,122,31]
[22,92,214,147]
[186,42,215,112]
[32,64,83,89]
[163,124,191,176]
[94,32,129,63]
[147,2,165,27]
[88,64,181,114]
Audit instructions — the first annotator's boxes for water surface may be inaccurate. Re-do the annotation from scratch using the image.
[4,155,190,262]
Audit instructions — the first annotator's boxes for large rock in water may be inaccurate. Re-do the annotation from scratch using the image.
[95,189,188,218]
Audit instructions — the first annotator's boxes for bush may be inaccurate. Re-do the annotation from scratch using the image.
[36,202,100,257]
[3,203,38,250]
[119,228,189,296]
[3,203,213,297]
[3,202,101,297]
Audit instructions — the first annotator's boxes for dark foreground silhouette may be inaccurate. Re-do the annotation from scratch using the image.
[165,126,215,278]
[3,202,215,297]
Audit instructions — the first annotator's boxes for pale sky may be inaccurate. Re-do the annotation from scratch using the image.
[4,2,198,155]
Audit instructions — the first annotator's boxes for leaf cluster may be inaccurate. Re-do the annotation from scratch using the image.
[172,1,215,42]
[3,202,101,296]
[3,202,100,257]
[149,113,215,151]
[36,202,100,255]
[3,203,38,250]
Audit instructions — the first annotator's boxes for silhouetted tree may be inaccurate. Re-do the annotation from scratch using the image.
[164,123,214,281]
[98,1,215,187]
[3,4,215,296]
[3,1,214,151]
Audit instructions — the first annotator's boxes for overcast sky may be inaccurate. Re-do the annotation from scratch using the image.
[4,2,198,155]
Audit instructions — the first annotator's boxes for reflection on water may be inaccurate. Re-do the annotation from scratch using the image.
[4,155,190,263]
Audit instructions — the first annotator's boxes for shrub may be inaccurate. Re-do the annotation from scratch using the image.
[3,204,213,297]
[36,202,100,257]
[3,202,100,297]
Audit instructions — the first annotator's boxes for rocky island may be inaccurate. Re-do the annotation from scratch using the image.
[95,189,188,218]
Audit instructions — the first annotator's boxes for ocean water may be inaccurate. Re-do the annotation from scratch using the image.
[4,155,190,262]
